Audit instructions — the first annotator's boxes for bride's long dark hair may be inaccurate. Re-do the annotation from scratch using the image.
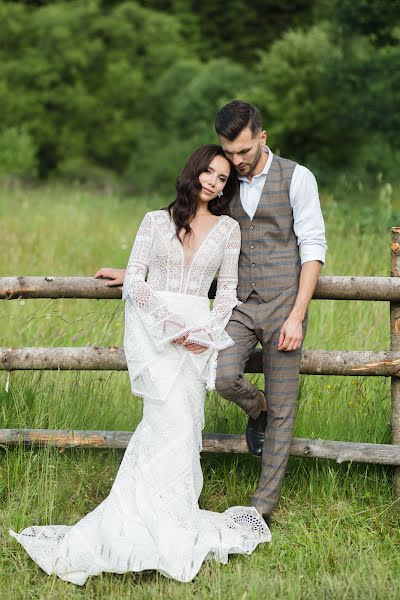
[167,144,238,243]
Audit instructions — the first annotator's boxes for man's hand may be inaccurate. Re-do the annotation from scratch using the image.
[94,268,126,287]
[278,260,322,352]
[277,315,303,352]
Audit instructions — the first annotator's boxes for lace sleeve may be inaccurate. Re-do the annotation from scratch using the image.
[122,212,190,343]
[185,221,241,350]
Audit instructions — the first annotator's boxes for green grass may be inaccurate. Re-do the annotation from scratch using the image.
[1,182,400,599]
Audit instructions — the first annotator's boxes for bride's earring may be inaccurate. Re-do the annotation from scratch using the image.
[218,191,223,198]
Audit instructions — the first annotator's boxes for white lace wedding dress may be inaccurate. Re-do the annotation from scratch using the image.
[10,210,270,585]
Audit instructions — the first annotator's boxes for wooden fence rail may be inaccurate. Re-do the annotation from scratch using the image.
[1,229,400,498]
[1,429,400,466]
[2,275,400,301]
[2,347,400,377]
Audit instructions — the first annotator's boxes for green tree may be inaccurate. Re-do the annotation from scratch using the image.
[0,1,187,176]
[138,0,316,64]
[333,0,400,46]
[0,127,37,179]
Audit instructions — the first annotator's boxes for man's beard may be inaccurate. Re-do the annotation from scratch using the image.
[236,145,262,176]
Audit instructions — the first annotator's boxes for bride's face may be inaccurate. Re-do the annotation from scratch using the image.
[198,155,230,202]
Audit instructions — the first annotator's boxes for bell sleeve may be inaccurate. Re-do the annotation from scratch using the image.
[122,212,190,344]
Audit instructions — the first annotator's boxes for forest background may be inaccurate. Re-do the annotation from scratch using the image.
[0,0,399,194]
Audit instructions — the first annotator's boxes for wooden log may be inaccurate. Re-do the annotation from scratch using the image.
[0,346,126,371]
[2,275,400,301]
[2,347,400,377]
[312,276,400,301]
[0,276,122,300]
[391,227,400,499]
[1,428,399,465]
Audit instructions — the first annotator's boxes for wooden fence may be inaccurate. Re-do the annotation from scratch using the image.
[2,227,400,496]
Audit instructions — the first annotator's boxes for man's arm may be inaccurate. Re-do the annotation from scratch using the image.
[278,165,327,351]
[277,260,321,351]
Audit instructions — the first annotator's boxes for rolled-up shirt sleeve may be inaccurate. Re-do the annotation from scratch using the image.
[290,164,327,265]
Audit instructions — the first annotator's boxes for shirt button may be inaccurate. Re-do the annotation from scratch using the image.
[250,245,255,249]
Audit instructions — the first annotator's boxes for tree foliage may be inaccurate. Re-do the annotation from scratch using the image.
[333,0,400,46]
[0,0,398,188]
[0,1,186,176]
[139,0,315,64]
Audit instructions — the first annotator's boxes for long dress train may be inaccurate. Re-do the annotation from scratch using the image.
[10,210,270,585]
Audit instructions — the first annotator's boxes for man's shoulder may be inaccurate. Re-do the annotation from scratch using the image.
[292,164,317,186]
[272,153,297,171]
[273,155,316,182]
[270,154,298,181]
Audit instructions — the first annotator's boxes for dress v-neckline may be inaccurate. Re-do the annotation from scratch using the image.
[167,212,224,268]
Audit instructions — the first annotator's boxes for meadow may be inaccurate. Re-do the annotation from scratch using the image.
[1,182,400,599]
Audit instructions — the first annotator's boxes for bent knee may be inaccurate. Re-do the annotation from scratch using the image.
[215,372,243,398]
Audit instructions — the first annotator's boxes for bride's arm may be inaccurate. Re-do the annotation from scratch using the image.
[123,212,190,343]
[94,267,126,286]
[185,221,241,350]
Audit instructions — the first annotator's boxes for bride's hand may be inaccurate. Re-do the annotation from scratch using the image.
[182,341,208,354]
[94,268,126,287]
[171,337,208,353]
[171,335,187,345]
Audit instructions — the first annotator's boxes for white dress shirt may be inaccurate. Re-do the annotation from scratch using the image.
[238,147,327,265]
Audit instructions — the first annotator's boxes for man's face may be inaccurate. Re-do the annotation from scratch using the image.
[219,127,267,177]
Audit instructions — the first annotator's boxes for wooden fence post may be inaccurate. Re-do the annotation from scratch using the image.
[391,228,400,498]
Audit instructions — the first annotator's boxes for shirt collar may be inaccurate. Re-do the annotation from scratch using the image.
[238,145,274,182]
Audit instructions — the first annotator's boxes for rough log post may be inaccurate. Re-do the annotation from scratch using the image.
[391,228,400,499]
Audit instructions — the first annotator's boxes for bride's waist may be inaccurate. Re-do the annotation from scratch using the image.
[155,290,210,304]
[154,290,211,323]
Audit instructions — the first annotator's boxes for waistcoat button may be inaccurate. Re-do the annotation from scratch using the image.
[250,244,255,249]
[251,282,256,286]
[252,263,256,267]
[250,225,254,230]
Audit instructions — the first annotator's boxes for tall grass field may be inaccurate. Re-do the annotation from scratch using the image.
[1,183,400,599]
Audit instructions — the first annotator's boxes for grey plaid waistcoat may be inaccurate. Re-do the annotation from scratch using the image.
[230,153,300,303]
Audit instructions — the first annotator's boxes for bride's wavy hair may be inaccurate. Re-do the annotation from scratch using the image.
[167,144,238,243]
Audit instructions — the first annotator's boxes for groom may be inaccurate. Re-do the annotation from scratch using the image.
[214,101,326,525]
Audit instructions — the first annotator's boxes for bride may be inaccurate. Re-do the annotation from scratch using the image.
[10,144,270,585]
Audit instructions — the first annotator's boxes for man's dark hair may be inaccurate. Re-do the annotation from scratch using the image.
[215,100,261,141]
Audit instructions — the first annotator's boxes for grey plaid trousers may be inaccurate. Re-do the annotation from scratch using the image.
[215,287,306,514]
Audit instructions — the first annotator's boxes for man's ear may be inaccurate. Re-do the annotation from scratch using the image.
[260,130,267,145]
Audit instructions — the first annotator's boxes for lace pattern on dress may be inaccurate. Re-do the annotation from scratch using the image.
[123,211,242,351]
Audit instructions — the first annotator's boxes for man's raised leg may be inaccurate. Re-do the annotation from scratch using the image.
[215,302,266,420]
